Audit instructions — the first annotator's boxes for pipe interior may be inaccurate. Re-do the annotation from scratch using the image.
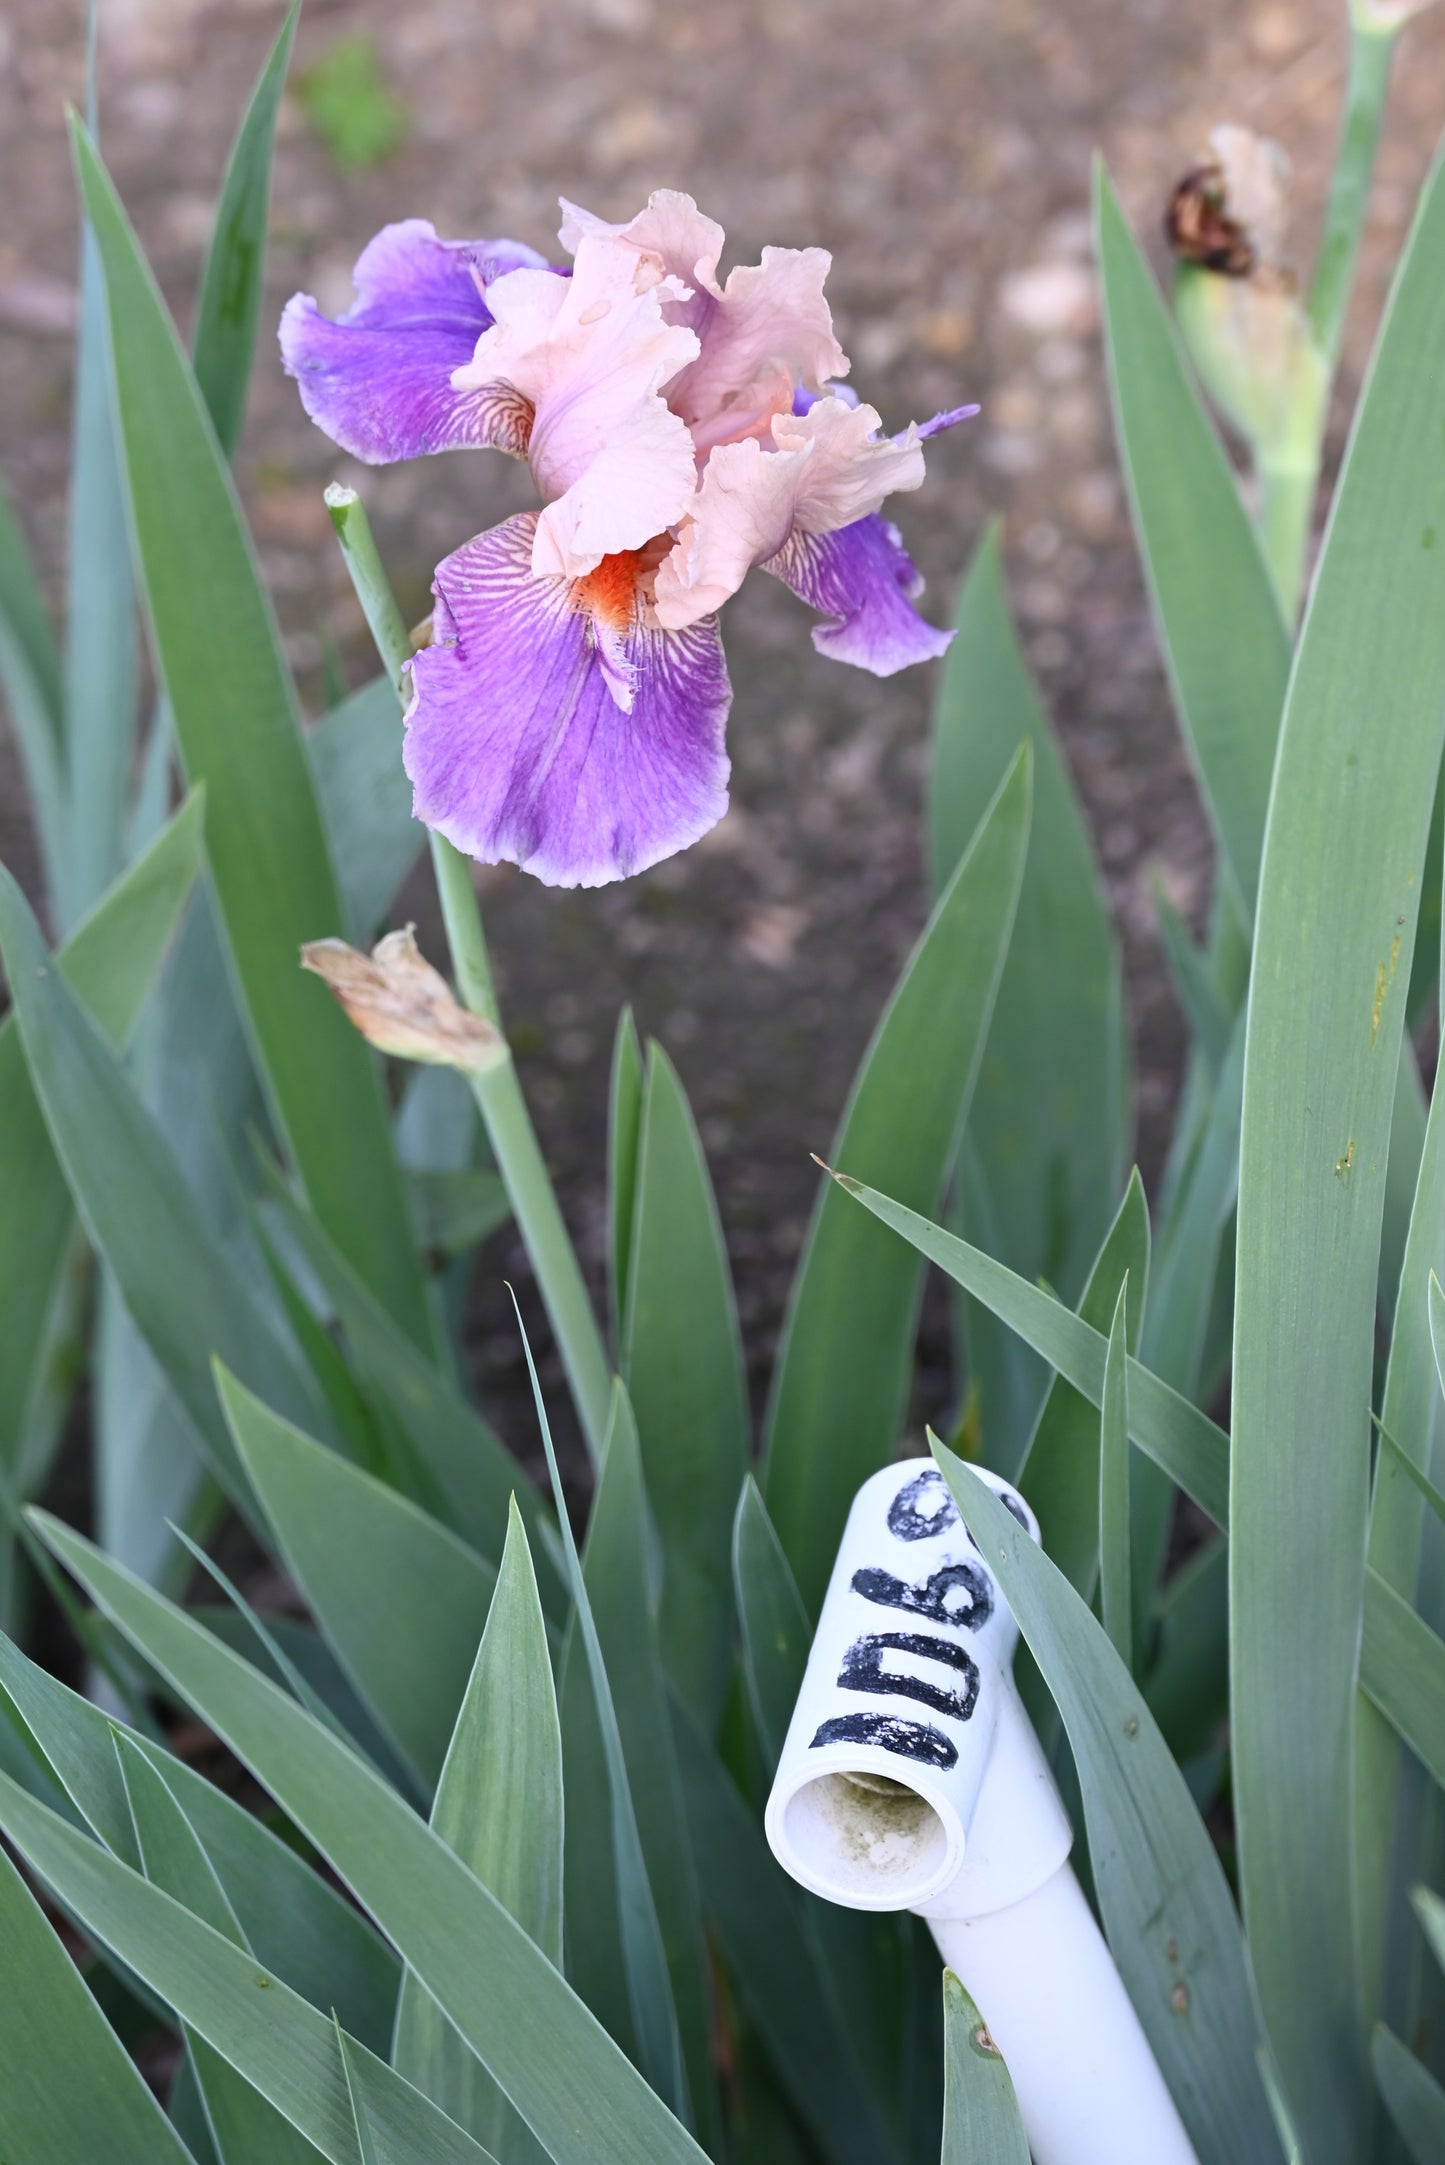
[782,1769,950,1902]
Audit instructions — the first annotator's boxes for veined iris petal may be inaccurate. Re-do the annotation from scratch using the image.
[766,516,954,676]
[280,220,548,462]
[404,515,731,889]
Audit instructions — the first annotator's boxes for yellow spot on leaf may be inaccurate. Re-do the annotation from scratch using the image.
[1371,934,1402,1046]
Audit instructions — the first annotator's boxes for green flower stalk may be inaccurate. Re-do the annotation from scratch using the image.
[325,483,613,1463]
[325,482,499,1024]
[1311,11,1401,368]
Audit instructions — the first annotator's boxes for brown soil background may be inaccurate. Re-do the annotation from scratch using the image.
[3,0,1444,1442]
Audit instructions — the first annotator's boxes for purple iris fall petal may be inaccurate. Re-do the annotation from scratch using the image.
[765,514,954,677]
[279,220,549,462]
[404,514,733,888]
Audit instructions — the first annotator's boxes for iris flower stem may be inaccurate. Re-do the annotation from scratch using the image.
[1253,17,1395,617]
[469,1056,613,1464]
[1308,19,1396,373]
[326,485,501,1019]
[325,485,612,1465]
[1257,454,1320,623]
[429,829,500,1026]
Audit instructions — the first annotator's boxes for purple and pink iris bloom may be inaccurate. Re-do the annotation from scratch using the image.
[281,192,972,887]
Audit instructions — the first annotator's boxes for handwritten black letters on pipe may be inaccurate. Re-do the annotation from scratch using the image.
[808,1468,1004,1771]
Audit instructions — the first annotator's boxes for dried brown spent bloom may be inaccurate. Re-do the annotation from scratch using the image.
[1166,166,1255,278]
[1166,124,1292,280]
[1165,117,1323,499]
[301,926,506,1074]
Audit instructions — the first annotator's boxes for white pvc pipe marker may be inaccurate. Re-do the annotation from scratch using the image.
[764,1458,1198,2165]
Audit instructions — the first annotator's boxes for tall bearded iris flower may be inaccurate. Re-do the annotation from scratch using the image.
[282,193,972,887]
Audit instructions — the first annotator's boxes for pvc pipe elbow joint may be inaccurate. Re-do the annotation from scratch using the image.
[764,1457,1070,1919]
[763,1455,1200,2165]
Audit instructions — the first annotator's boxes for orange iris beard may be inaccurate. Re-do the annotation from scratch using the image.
[572,533,673,633]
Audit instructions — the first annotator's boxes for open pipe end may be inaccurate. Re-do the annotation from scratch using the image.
[769,1764,960,1909]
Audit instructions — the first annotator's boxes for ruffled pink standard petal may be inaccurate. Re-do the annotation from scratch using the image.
[766,514,954,676]
[279,220,548,462]
[454,236,701,579]
[559,193,847,451]
[672,246,849,451]
[651,434,808,626]
[774,394,926,531]
[653,393,928,631]
[559,189,727,336]
[404,514,732,888]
